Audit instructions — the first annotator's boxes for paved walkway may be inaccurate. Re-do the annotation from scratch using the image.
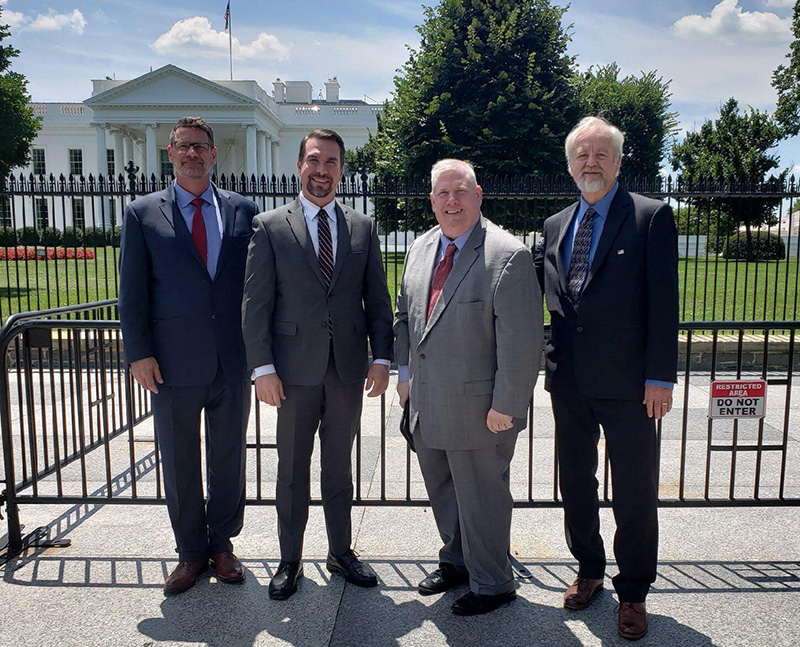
[0,377,798,647]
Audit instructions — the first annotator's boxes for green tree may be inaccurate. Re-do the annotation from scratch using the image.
[367,0,581,230]
[574,63,678,181]
[0,8,40,177]
[772,1,800,136]
[670,98,786,260]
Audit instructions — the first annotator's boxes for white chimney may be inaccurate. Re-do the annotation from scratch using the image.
[325,77,340,103]
[273,78,285,103]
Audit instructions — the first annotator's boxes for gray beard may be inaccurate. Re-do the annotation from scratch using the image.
[576,175,608,194]
[305,178,334,199]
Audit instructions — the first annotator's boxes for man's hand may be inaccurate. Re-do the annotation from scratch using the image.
[644,384,673,420]
[365,363,390,397]
[130,357,163,394]
[486,408,514,434]
[255,373,286,407]
[397,381,409,407]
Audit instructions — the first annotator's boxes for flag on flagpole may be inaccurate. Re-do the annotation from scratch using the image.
[224,1,231,30]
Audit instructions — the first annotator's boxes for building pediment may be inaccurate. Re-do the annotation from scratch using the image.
[85,64,257,109]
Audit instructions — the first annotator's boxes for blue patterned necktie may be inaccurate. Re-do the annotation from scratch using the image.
[567,206,595,307]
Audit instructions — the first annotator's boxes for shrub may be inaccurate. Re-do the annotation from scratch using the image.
[0,228,17,247]
[39,227,63,246]
[19,226,39,246]
[105,225,122,248]
[62,226,84,247]
[0,247,96,261]
[722,231,785,261]
[83,226,107,247]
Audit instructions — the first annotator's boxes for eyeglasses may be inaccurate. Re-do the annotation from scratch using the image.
[172,141,211,154]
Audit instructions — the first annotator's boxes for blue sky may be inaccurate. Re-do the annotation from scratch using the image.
[3,0,800,173]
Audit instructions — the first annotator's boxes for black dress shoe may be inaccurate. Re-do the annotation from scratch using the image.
[269,561,303,600]
[326,549,378,587]
[451,590,517,616]
[418,563,470,595]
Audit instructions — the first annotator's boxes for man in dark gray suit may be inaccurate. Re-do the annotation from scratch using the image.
[119,116,257,595]
[535,116,679,640]
[242,129,393,600]
[394,159,543,616]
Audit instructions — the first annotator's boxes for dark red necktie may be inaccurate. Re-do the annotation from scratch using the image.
[427,243,456,320]
[190,197,207,265]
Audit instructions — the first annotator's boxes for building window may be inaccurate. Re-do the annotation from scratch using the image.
[72,198,85,229]
[35,198,49,229]
[32,149,46,176]
[0,196,11,229]
[159,148,172,178]
[107,149,115,177]
[69,149,83,177]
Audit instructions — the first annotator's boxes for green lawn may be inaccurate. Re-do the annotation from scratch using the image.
[1,250,797,324]
[0,247,119,322]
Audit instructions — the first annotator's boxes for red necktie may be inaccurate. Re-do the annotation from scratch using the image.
[427,243,456,320]
[190,197,207,265]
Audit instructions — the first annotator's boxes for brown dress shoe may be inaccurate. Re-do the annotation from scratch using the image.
[164,561,208,596]
[563,577,604,610]
[210,551,245,584]
[618,602,648,640]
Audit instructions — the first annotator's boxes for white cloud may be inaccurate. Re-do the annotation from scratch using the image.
[2,5,87,35]
[150,17,290,62]
[673,0,790,42]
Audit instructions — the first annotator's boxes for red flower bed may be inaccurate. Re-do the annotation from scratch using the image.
[0,247,96,260]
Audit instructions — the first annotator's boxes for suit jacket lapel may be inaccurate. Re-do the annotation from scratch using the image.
[328,203,351,292]
[286,198,328,288]
[409,232,440,346]
[213,187,236,281]
[556,203,578,296]
[422,218,484,341]
[584,189,631,290]
[163,185,209,277]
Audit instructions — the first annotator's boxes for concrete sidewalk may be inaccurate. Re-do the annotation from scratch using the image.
[0,378,798,647]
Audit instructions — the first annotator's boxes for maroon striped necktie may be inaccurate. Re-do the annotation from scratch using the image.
[427,243,456,320]
[190,197,207,265]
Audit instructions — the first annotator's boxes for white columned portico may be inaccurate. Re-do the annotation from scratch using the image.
[93,123,108,177]
[245,124,257,179]
[111,130,124,179]
[257,130,267,181]
[133,137,145,178]
[144,123,158,179]
[226,139,238,178]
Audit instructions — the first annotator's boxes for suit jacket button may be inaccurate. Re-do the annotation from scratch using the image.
[419,353,426,359]
[576,326,583,332]
[321,321,327,328]
[212,314,216,320]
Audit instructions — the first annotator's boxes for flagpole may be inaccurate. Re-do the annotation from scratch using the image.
[228,5,233,81]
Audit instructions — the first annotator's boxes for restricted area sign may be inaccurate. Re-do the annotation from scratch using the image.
[708,380,767,419]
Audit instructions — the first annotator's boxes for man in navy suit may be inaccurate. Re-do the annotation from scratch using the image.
[535,116,678,639]
[119,116,258,595]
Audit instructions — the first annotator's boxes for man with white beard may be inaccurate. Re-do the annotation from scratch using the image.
[534,116,679,640]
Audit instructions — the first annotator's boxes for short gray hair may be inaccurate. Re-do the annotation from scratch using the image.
[564,116,624,162]
[430,158,478,190]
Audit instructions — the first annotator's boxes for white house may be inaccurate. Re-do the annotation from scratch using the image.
[21,63,381,182]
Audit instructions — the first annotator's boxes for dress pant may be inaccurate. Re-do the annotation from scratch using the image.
[413,426,518,596]
[151,364,250,562]
[550,387,659,603]
[275,353,363,561]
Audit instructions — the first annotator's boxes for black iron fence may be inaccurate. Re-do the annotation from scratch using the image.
[1,170,799,324]
[0,301,797,557]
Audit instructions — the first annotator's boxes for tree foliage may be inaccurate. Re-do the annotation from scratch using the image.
[0,9,39,178]
[772,1,800,136]
[670,98,786,260]
[574,63,678,180]
[375,0,579,179]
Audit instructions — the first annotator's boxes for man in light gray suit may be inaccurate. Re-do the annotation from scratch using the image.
[242,129,394,600]
[394,159,543,616]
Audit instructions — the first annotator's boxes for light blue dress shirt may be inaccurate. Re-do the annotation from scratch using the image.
[173,180,223,278]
